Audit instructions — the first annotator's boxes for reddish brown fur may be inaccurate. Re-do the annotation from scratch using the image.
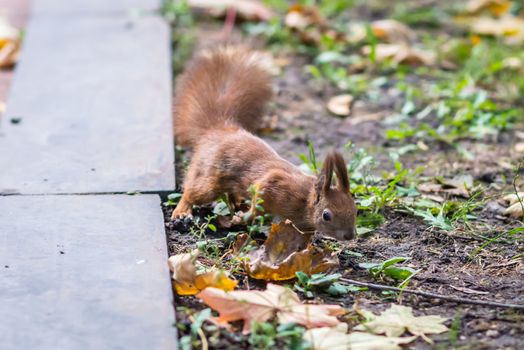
[172,47,357,241]
[173,46,272,147]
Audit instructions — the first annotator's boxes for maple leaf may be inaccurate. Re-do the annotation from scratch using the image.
[245,223,339,281]
[168,250,237,296]
[354,304,448,343]
[304,324,417,350]
[196,283,345,334]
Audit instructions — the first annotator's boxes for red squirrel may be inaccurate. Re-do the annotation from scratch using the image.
[171,46,357,241]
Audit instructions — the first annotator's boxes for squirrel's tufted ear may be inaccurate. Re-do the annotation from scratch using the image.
[320,151,350,194]
[314,174,325,203]
[332,151,350,193]
[320,152,335,193]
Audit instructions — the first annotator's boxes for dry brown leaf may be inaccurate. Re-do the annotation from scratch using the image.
[503,193,524,205]
[363,44,436,66]
[436,174,474,198]
[168,250,237,296]
[371,19,417,43]
[284,5,343,44]
[245,222,339,281]
[465,0,512,16]
[348,111,388,125]
[0,17,20,68]
[417,183,444,193]
[197,283,345,334]
[503,202,524,218]
[304,324,417,350]
[327,94,354,116]
[188,0,273,21]
[349,19,416,44]
[285,4,325,31]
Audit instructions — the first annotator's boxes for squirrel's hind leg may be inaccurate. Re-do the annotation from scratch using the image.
[171,183,219,220]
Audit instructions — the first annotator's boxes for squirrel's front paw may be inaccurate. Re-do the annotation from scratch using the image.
[171,203,193,220]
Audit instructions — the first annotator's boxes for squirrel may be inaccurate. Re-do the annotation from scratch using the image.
[171,46,357,241]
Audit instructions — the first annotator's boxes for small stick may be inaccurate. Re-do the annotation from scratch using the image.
[340,277,524,310]
[222,6,237,40]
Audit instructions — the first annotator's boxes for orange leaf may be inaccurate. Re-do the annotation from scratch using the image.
[245,223,339,281]
[197,283,345,334]
[168,250,237,296]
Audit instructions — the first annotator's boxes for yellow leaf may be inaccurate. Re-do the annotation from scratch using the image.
[468,15,524,44]
[0,16,20,68]
[465,0,512,16]
[197,283,345,334]
[245,223,339,281]
[168,250,237,296]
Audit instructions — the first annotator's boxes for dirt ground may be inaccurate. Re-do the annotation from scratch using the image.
[164,2,524,349]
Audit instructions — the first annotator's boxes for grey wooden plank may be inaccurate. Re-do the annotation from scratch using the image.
[31,0,161,15]
[0,194,176,350]
[0,14,175,194]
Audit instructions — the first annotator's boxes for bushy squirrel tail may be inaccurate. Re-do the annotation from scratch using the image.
[173,46,273,147]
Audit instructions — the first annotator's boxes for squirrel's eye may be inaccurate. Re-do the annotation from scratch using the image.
[322,209,332,221]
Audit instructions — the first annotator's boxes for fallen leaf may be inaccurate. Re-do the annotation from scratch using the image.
[168,250,237,296]
[284,5,344,45]
[450,285,489,295]
[327,94,354,116]
[354,304,448,343]
[245,222,339,281]
[0,17,21,68]
[348,111,388,125]
[503,202,524,218]
[437,174,474,198]
[284,4,325,44]
[371,19,417,43]
[503,193,524,205]
[362,44,436,66]
[303,324,417,350]
[465,0,512,16]
[188,0,273,21]
[467,15,524,44]
[348,19,416,44]
[197,283,345,334]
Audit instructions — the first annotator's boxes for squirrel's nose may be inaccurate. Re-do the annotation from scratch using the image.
[338,229,355,241]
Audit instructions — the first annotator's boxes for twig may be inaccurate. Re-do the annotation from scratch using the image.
[340,277,524,310]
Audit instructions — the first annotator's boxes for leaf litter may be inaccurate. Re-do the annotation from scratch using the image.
[196,283,345,334]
